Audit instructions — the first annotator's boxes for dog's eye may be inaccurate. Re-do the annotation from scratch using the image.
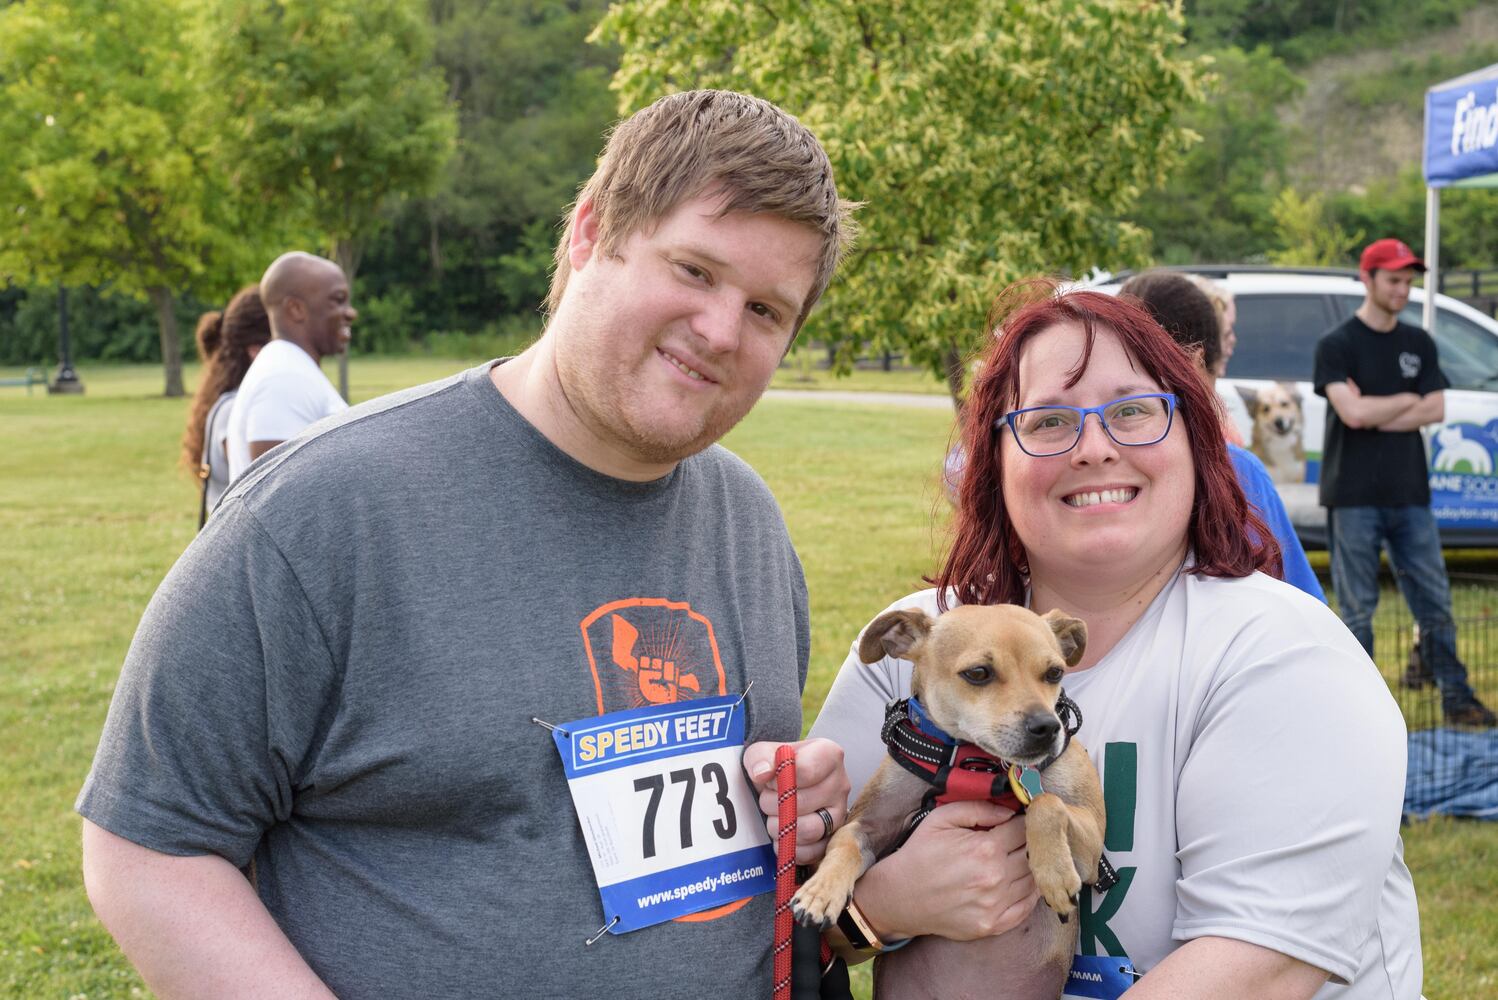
[1042,666,1064,684]
[959,665,992,685]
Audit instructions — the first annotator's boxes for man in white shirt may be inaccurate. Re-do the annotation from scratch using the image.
[226,252,356,480]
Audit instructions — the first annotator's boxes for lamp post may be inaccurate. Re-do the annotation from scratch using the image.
[48,284,84,394]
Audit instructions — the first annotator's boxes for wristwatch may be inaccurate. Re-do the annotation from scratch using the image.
[834,895,908,955]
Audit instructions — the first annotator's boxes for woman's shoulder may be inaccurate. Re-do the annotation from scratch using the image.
[1188,570,1340,629]
[875,588,945,616]
[1180,571,1374,676]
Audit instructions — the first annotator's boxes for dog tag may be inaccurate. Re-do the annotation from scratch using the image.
[1008,764,1044,805]
[551,694,775,934]
[1062,954,1138,999]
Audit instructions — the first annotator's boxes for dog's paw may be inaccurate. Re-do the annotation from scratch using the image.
[1035,864,1083,920]
[791,877,852,930]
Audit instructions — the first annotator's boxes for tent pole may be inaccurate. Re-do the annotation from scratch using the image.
[1423,185,1440,335]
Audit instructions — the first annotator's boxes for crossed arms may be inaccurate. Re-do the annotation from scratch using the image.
[1324,378,1444,432]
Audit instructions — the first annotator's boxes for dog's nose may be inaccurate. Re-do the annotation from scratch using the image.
[1024,712,1060,741]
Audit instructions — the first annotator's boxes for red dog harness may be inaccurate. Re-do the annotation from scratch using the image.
[881,695,1075,821]
[879,694,1118,892]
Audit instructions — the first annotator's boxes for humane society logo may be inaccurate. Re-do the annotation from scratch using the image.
[1431,422,1498,476]
[1429,422,1498,526]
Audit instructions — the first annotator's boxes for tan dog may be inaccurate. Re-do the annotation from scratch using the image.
[1245,381,1306,484]
[794,604,1106,999]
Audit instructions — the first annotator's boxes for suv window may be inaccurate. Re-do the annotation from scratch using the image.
[1224,294,1335,380]
[1332,295,1498,391]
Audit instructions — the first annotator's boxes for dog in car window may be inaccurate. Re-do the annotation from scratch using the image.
[1241,381,1306,484]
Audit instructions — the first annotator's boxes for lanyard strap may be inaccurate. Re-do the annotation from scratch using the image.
[773,745,799,1000]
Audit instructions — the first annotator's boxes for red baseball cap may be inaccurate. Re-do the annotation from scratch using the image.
[1360,238,1426,273]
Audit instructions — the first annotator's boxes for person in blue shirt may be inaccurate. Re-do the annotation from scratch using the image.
[1121,271,1326,602]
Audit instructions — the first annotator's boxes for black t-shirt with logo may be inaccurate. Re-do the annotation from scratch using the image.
[1313,314,1448,507]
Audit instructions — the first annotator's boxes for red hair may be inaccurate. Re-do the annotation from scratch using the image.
[935,281,1280,610]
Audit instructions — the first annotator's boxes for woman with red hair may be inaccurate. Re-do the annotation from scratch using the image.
[810,284,1418,998]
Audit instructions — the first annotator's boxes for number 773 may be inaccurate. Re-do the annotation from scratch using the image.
[633,762,738,859]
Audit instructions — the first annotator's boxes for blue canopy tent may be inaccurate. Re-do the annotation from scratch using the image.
[1422,62,1498,332]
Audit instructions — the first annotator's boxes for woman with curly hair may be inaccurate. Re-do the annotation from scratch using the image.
[181,285,270,526]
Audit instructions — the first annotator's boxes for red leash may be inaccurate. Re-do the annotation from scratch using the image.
[772,744,798,1000]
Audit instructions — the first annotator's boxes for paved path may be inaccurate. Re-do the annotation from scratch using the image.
[763,388,954,410]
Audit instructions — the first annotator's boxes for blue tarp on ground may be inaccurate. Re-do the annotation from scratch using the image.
[1404,728,1498,819]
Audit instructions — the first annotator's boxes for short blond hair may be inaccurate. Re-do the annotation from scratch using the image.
[1184,273,1233,322]
[546,90,857,331]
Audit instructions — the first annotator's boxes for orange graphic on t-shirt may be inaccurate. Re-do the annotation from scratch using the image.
[611,615,701,705]
[579,597,727,715]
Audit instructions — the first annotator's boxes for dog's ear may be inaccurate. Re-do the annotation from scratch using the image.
[1041,609,1087,667]
[1279,380,1301,405]
[858,609,933,664]
[1235,383,1258,411]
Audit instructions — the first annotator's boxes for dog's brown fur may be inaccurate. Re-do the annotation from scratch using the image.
[793,605,1107,999]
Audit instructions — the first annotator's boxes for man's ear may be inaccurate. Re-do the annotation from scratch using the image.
[568,197,600,271]
[1041,609,1087,667]
[857,609,933,664]
[285,297,307,324]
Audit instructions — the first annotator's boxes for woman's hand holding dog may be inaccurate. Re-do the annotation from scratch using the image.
[744,737,851,864]
[852,800,1038,942]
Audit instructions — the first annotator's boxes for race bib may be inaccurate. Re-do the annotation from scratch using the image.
[1062,954,1138,999]
[552,694,775,934]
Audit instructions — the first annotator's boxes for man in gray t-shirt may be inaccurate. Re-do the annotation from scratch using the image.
[78,90,857,999]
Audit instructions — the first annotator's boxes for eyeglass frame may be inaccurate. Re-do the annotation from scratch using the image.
[996,392,1180,458]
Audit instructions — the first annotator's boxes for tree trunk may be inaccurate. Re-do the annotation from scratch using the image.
[331,237,362,403]
[429,211,443,280]
[942,342,966,418]
[149,285,185,398]
[333,237,362,285]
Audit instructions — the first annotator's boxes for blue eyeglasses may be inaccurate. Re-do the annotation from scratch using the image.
[998,393,1179,458]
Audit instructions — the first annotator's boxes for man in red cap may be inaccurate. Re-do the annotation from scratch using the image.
[1313,238,1495,726]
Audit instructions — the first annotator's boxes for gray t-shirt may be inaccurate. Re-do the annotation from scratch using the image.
[79,361,810,998]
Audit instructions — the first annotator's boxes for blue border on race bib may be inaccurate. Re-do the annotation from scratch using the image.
[600,844,776,931]
[556,695,743,776]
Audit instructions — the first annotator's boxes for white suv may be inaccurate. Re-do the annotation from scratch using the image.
[1091,267,1498,548]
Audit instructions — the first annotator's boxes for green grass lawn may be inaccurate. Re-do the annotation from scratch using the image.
[2,360,1493,998]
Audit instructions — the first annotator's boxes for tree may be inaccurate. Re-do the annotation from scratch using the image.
[1269,188,1363,266]
[196,0,457,285]
[1129,45,1302,264]
[0,0,266,396]
[596,0,1205,400]
[356,0,618,338]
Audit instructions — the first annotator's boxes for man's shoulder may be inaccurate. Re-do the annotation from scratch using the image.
[1317,314,1359,346]
[225,364,485,504]
[687,443,779,497]
[238,342,329,397]
[1395,319,1436,346]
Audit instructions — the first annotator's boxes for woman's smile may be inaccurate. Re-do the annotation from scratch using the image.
[1061,486,1139,508]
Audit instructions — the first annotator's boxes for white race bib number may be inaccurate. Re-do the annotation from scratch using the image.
[552,694,774,933]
